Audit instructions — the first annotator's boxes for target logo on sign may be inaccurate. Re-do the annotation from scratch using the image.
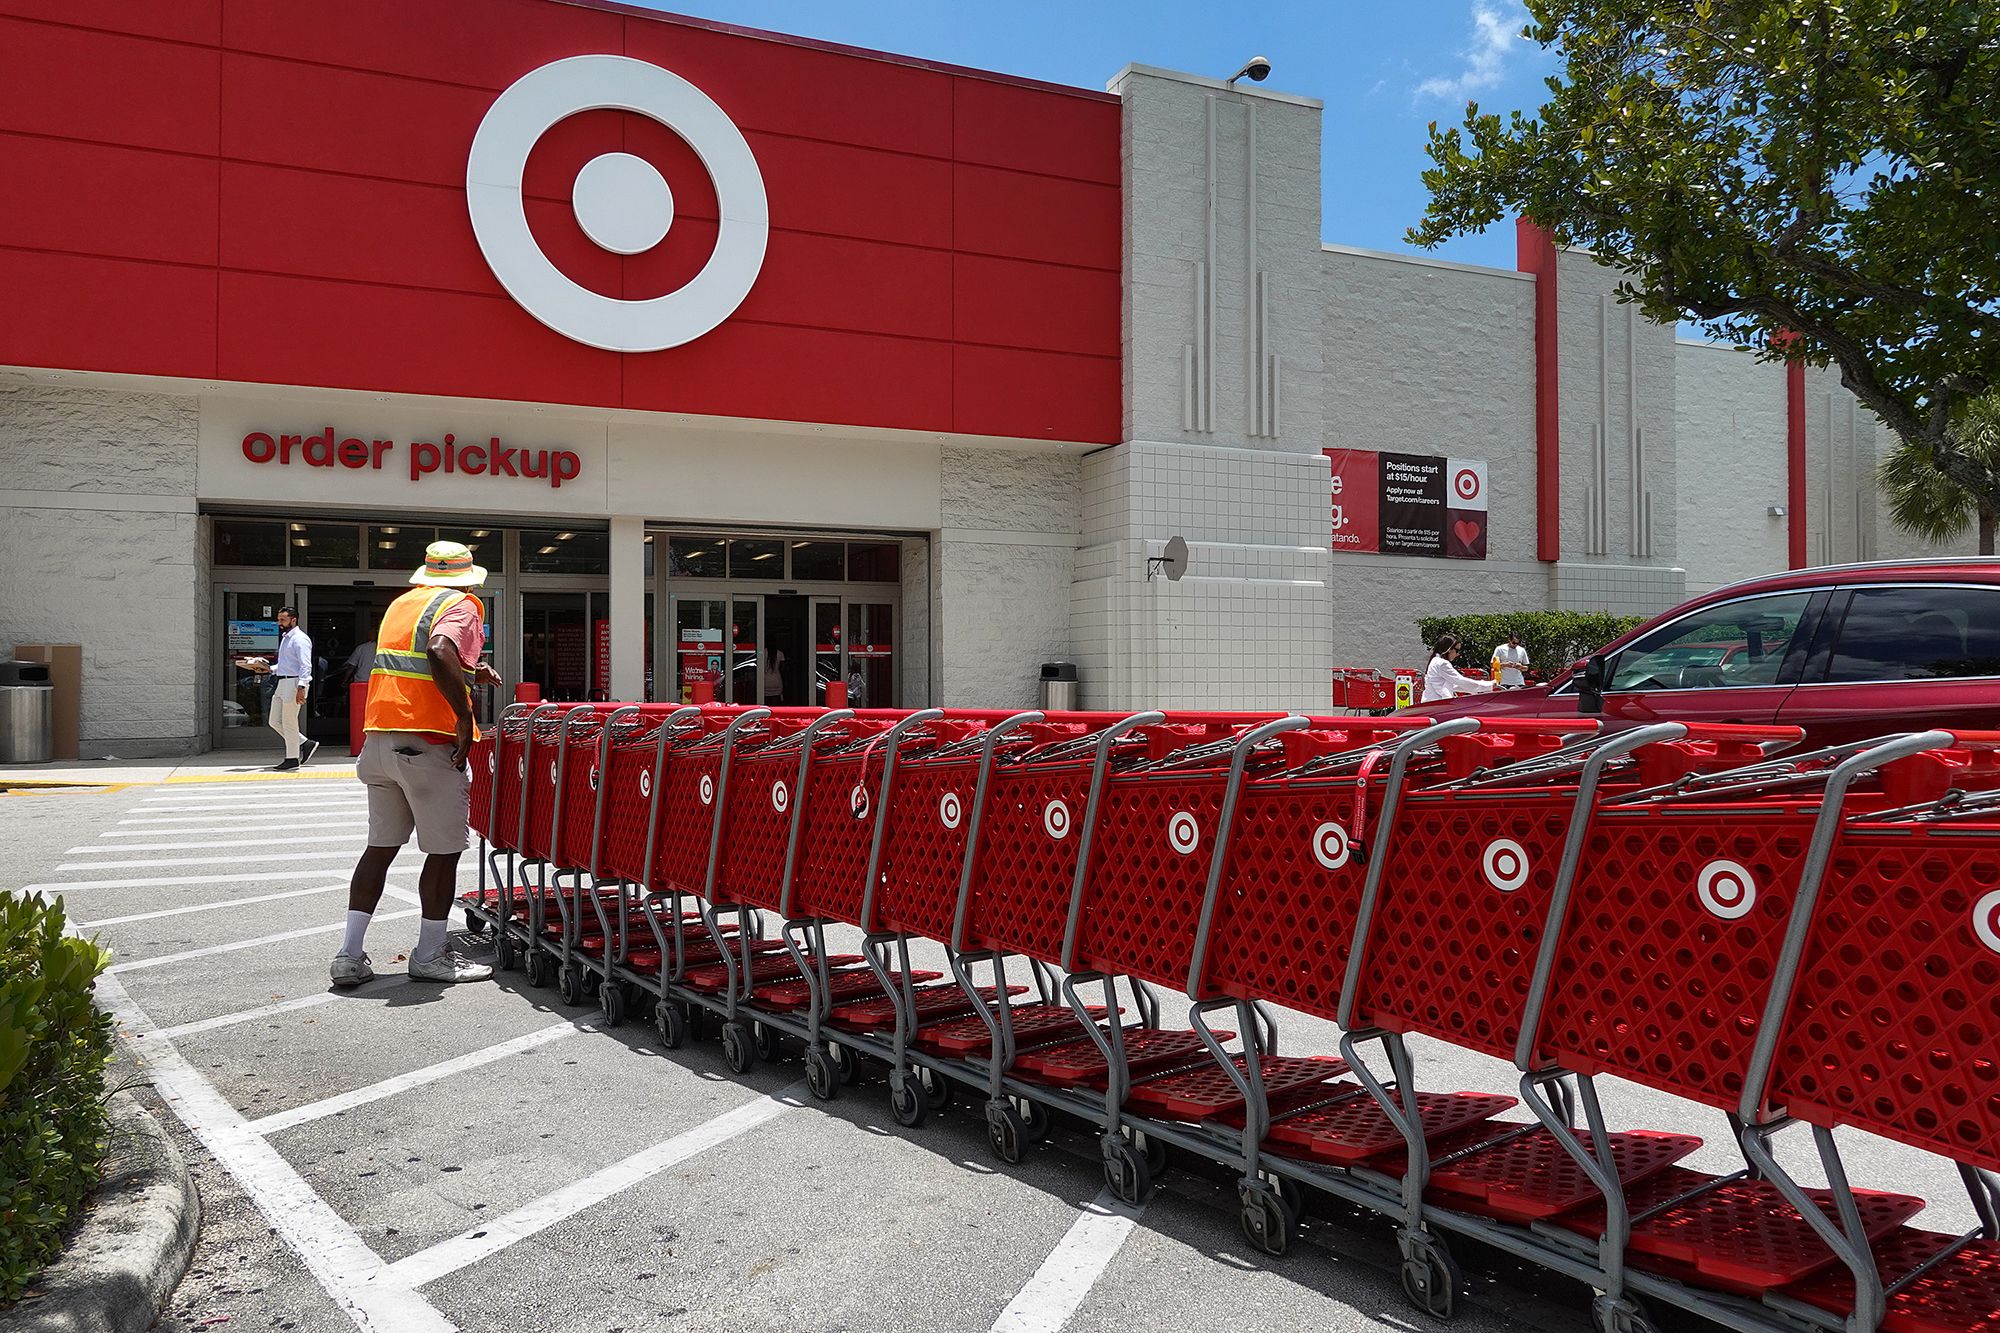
[1482,838,1530,893]
[1974,889,2000,955]
[1043,799,1073,841]
[466,56,769,352]
[1311,822,1351,870]
[1696,859,1757,919]
[939,791,964,831]
[1453,468,1482,503]
[1167,811,1200,856]
[850,785,870,820]
[698,774,715,806]
[771,780,789,814]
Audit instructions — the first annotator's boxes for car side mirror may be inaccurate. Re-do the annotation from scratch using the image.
[1578,654,1608,715]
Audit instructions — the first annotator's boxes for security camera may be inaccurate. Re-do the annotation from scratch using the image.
[1228,56,1272,85]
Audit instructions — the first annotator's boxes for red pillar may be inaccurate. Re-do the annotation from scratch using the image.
[1786,358,1808,568]
[1516,219,1562,562]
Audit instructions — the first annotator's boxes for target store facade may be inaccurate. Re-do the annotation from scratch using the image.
[0,0,1945,754]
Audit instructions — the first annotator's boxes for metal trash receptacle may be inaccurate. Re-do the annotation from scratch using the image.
[1039,661,1079,713]
[0,660,55,764]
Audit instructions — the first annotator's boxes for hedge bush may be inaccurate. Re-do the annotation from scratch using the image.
[0,893,114,1304]
[1414,611,1649,679]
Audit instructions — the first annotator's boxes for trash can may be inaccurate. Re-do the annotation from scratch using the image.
[1039,661,1079,713]
[0,661,55,764]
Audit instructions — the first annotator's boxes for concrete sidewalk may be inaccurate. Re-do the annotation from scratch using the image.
[0,749,358,789]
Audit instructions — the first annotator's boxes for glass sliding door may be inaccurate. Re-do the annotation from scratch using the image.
[845,601,895,709]
[218,585,293,747]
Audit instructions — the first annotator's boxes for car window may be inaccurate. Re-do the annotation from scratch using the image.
[1607,592,1814,692]
[1827,585,2000,682]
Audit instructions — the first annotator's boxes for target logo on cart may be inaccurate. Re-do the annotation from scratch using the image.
[1482,838,1530,893]
[770,780,789,814]
[1695,858,1757,920]
[547,759,558,786]
[1310,822,1352,870]
[1974,889,2000,955]
[588,764,599,792]
[516,755,526,780]
[938,790,964,831]
[1043,799,1073,841]
[487,752,496,775]
[850,785,870,819]
[1167,811,1200,856]
[698,774,715,806]
[638,769,652,799]
[467,56,769,352]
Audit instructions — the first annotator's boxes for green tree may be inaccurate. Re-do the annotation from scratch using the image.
[1879,392,2000,554]
[1410,0,2000,517]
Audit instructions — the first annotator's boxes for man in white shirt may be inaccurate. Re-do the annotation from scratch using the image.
[257,607,317,771]
[1491,631,1530,689]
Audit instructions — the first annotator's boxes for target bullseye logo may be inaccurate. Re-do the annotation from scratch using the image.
[1311,822,1351,870]
[1696,858,1757,920]
[1043,799,1072,841]
[1974,889,2000,955]
[547,759,558,786]
[638,769,652,799]
[466,55,769,352]
[698,774,715,806]
[938,790,964,831]
[588,764,599,792]
[1453,467,1482,503]
[771,780,789,814]
[487,753,496,775]
[1167,811,1200,856]
[1482,838,1529,893]
[850,785,870,820]
[516,755,526,779]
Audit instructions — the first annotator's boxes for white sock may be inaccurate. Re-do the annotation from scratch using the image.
[340,910,371,959]
[413,916,449,962]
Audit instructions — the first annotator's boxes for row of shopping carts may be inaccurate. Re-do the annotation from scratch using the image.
[464,701,2000,1333]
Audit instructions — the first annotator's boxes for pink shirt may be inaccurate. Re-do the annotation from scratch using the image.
[431,597,484,670]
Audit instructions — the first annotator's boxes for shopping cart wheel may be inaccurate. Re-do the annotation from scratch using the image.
[987,1101,1028,1164]
[1590,1293,1661,1333]
[461,909,489,937]
[524,949,550,987]
[494,931,517,971]
[1102,1136,1153,1206]
[1397,1229,1460,1320]
[917,1065,953,1113]
[752,1023,783,1062]
[805,1047,840,1102]
[1140,1131,1169,1178]
[1237,1180,1289,1257]
[721,1021,756,1075]
[558,966,586,1008]
[655,998,687,1049]
[829,1044,861,1086]
[1021,1098,1052,1144]
[889,1073,929,1128]
[599,981,627,1028]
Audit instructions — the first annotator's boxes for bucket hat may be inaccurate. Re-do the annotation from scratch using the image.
[410,539,487,587]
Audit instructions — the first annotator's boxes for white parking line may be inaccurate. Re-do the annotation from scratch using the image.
[988,1191,1145,1333]
[108,911,421,973]
[248,1019,594,1136]
[144,789,364,803]
[75,883,356,926]
[27,869,370,893]
[96,970,457,1333]
[389,1085,803,1288]
[147,984,407,1039]
[74,833,368,852]
[135,799,368,814]
[58,848,376,872]
[116,816,370,830]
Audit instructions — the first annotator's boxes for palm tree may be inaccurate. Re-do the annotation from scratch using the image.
[1880,394,2000,556]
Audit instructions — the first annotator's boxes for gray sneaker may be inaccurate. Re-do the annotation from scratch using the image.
[409,949,493,983]
[330,952,374,987]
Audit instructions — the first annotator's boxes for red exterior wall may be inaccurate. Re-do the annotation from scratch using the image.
[0,0,1122,442]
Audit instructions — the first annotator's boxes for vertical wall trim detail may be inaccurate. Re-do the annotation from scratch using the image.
[1786,356,1807,567]
[1516,219,1561,562]
[1202,95,1217,433]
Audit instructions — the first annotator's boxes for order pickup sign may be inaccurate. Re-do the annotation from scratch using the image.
[240,427,581,490]
[1326,448,1487,559]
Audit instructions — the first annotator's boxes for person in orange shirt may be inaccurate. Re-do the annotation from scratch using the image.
[331,541,502,987]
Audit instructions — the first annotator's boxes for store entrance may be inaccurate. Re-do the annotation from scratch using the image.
[669,590,896,706]
[301,586,400,751]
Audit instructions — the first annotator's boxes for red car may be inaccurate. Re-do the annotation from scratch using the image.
[1405,558,2000,745]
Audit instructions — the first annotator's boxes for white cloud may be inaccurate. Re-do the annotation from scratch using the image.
[1415,2,1526,101]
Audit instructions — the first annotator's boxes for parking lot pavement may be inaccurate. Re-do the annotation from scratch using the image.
[13,771,1956,1333]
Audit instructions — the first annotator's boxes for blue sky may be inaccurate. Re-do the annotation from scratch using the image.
[630,1,1558,272]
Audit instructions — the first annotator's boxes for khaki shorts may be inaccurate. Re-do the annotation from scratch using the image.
[357,731,470,855]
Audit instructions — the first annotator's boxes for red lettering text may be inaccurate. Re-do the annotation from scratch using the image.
[337,437,370,468]
[242,431,276,463]
[409,440,441,481]
[551,450,580,489]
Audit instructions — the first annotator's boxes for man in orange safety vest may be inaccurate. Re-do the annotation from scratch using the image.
[332,540,502,986]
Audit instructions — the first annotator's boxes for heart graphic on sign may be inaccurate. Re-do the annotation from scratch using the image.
[1453,519,1482,548]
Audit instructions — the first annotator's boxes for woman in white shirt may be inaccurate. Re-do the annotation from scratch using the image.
[1421,634,1498,703]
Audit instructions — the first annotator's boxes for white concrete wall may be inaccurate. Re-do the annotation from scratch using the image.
[0,385,205,756]
[1675,342,1790,593]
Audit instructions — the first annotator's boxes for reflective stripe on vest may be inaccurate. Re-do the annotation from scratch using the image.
[364,586,484,738]
[372,588,477,682]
